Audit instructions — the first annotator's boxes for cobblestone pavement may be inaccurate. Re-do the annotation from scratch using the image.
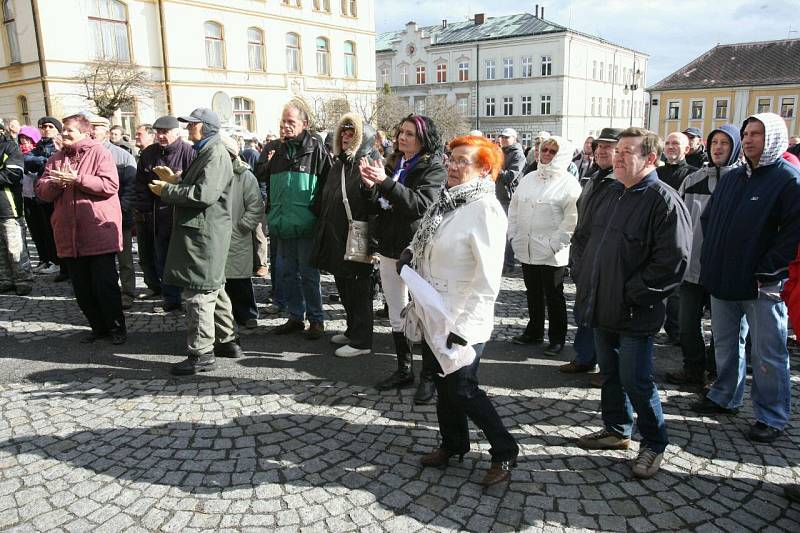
[0,245,799,531]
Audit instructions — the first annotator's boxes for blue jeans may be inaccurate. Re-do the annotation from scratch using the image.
[277,236,323,323]
[594,329,668,453]
[707,294,791,429]
[573,305,597,366]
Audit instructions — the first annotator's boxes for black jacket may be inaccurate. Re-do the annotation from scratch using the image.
[0,136,24,219]
[366,152,446,259]
[25,137,56,178]
[496,143,526,205]
[572,170,692,335]
[686,146,709,169]
[656,160,697,191]
[571,165,614,269]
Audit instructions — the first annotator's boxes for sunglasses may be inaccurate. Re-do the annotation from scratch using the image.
[540,147,558,155]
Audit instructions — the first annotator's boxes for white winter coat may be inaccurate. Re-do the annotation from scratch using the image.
[415,189,507,345]
[508,136,581,267]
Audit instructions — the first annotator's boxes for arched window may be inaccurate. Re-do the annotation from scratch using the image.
[247,27,265,71]
[343,41,356,78]
[316,37,330,76]
[17,96,29,124]
[286,33,301,73]
[349,0,357,17]
[88,0,130,61]
[204,22,224,68]
[233,97,255,132]
[3,1,19,63]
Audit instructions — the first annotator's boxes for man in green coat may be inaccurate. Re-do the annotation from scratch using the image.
[148,108,238,375]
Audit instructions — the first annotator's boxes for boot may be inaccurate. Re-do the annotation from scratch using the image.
[414,371,436,404]
[376,332,415,390]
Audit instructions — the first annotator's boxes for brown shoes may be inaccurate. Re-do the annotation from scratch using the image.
[480,458,517,487]
[420,448,465,468]
[589,373,604,388]
[273,319,305,335]
[305,321,324,340]
[559,361,597,374]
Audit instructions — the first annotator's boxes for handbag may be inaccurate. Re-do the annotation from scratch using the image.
[341,166,374,264]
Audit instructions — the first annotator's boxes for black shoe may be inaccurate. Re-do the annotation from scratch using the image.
[54,272,70,282]
[543,343,564,356]
[665,369,705,386]
[375,304,389,318]
[375,370,414,391]
[171,354,216,375]
[748,421,782,443]
[215,340,243,359]
[162,302,182,313]
[414,377,436,404]
[273,319,305,335]
[511,334,544,345]
[691,396,738,415]
[784,484,800,503]
[110,328,127,345]
[80,331,109,344]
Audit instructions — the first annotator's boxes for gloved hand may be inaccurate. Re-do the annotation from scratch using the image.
[446,332,467,349]
[148,180,167,197]
[152,166,182,184]
[396,248,413,275]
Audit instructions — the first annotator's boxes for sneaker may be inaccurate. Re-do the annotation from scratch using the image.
[37,262,60,275]
[748,421,782,443]
[305,322,324,340]
[577,429,630,450]
[138,289,162,300]
[632,447,663,478]
[254,266,269,278]
[690,396,739,415]
[335,345,371,358]
[559,361,597,374]
[273,318,305,335]
[264,303,283,315]
[331,334,350,345]
[32,261,49,273]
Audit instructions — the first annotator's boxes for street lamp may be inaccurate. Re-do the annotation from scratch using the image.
[623,66,642,127]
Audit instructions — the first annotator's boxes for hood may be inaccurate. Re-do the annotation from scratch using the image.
[63,137,98,156]
[334,112,375,161]
[232,157,251,175]
[741,112,788,168]
[706,124,742,168]
[537,136,574,178]
[18,126,41,144]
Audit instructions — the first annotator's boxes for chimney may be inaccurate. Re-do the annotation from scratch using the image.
[442,19,447,29]
[541,7,545,18]
[474,13,485,25]
[535,4,539,17]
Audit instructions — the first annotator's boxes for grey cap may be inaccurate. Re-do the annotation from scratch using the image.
[153,116,180,130]
[683,127,702,138]
[177,108,220,128]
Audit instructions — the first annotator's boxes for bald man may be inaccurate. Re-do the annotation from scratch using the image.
[657,132,697,191]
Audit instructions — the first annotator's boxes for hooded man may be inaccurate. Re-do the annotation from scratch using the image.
[665,125,742,387]
[694,113,800,444]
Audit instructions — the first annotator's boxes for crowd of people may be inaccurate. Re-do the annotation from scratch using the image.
[1,103,800,490]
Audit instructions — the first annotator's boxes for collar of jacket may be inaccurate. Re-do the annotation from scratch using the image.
[160,137,185,155]
[192,136,213,151]
[610,169,658,192]
[592,166,614,180]
[63,137,98,156]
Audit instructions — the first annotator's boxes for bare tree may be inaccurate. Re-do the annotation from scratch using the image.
[75,60,154,119]
[309,96,351,133]
[422,95,469,144]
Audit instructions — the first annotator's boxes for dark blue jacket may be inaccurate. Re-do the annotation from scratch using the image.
[700,114,800,300]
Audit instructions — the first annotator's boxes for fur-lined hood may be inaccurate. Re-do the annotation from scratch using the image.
[334,112,376,161]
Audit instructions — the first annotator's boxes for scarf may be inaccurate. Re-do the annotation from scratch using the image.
[409,177,496,268]
[379,153,422,210]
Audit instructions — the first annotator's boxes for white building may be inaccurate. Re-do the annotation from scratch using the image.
[0,0,376,136]
[376,11,648,146]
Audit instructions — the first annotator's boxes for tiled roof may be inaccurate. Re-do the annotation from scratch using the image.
[649,38,800,91]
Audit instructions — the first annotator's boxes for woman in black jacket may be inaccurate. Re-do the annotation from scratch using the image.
[311,113,378,357]
[360,114,447,403]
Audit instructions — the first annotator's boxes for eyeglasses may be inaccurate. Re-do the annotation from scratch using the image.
[540,147,558,155]
[447,158,475,168]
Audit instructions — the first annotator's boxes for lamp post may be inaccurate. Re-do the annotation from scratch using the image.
[623,62,642,127]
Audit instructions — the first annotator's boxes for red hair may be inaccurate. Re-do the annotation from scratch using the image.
[448,135,504,181]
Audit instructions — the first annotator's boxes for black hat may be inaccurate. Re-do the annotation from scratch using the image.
[177,108,220,129]
[37,116,62,132]
[153,115,180,130]
[596,127,623,143]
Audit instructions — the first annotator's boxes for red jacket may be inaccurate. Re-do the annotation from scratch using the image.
[783,244,800,335]
[35,138,122,258]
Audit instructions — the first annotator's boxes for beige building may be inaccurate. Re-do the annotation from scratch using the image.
[0,0,376,136]
[648,38,799,139]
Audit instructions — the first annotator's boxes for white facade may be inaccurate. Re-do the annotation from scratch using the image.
[0,0,376,136]
[376,16,648,145]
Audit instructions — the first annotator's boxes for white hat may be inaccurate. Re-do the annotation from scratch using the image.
[499,128,518,138]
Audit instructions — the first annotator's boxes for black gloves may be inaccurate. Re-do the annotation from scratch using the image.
[396,248,413,275]
[446,332,467,349]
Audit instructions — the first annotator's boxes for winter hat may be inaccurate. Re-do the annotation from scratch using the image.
[38,116,62,132]
[18,125,41,144]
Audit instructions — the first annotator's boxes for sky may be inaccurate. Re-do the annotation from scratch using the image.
[373,0,799,86]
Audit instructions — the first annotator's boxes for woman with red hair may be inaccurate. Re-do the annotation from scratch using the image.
[396,135,519,487]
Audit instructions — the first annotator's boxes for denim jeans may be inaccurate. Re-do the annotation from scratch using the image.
[678,282,715,377]
[277,236,323,323]
[594,328,669,453]
[572,305,597,366]
[708,294,791,429]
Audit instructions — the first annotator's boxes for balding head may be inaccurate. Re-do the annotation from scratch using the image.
[789,136,800,148]
[663,132,690,164]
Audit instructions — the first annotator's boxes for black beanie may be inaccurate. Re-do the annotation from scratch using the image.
[37,116,63,133]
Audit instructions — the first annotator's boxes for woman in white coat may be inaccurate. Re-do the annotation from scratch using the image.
[508,136,581,356]
[396,135,519,487]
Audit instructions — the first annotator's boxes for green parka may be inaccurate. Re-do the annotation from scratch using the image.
[225,158,264,279]
[161,134,234,291]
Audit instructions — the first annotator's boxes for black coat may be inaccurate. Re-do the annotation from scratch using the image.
[570,165,614,269]
[572,170,692,335]
[656,160,697,191]
[496,143,526,205]
[686,146,709,169]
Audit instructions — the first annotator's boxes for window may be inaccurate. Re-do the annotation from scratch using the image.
[521,95,532,116]
[88,0,130,61]
[691,100,704,120]
[540,95,551,115]
[781,97,795,118]
[119,102,136,136]
[349,0,358,16]
[17,95,28,124]
[599,62,604,81]
[458,61,469,81]
[247,27,265,71]
[613,98,617,117]
[457,95,469,115]
[3,1,19,63]
[757,97,771,113]
[485,59,495,80]
[341,0,357,16]
[541,55,552,76]
[380,67,389,84]
[522,56,533,78]
[283,0,301,5]
[592,60,597,80]
[606,98,611,116]
[233,97,255,132]
[436,63,447,83]
[399,66,408,86]
[485,97,495,117]
[591,97,595,116]
[667,101,680,120]
[613,66,618,83]
[286,33,300,73]
[415,65,426,84]
[313,0,331,11]
[414,97,425,114]
[503,58,513,79]
[503,96,513,116]
[608,64,613,82]
[715,99,728,119]
[521,132,532,148]
[343,41,356,77]
[598,97,603,116]
[315,37,330,75]
[204,22,224,68]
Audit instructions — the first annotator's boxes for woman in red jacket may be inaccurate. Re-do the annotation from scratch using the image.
[35,114,126,344]
[782,244,800,502]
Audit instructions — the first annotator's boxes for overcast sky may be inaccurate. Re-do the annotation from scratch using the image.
[374,0,798,85]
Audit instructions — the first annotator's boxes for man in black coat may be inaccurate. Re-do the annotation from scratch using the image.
[684,127,709,168]
[571,128,691,480]
[496,127,525,272]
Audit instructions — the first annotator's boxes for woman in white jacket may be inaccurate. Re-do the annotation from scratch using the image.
[508,136,581,356]
[395,135,519,487]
